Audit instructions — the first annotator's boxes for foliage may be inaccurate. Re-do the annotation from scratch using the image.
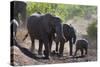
[26,2,97,22]
[87,20,97,39]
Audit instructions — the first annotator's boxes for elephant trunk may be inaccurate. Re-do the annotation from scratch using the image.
[55,23,65,56]
[55,23,65,43]
[72,33,76,44]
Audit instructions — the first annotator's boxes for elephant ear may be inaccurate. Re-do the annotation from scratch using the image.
[54,17,62,24]
[44,13,55,27]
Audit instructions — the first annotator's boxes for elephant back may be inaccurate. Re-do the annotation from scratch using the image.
[76,39,88,49]
[27,13,52,39]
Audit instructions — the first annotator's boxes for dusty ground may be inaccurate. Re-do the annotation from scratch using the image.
[11,17,97,66]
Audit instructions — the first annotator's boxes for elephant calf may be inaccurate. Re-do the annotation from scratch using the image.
[74,39,88,57]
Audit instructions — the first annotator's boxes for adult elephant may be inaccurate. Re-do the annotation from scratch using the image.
[25,13,64,59]
[53,24,76,56]
[10,1,27,46]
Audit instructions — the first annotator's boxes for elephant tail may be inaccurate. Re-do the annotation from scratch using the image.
[23,33,28,41]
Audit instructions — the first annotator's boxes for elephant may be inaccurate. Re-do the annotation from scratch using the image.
[10,1,26,23]
[24,13,64,59]
[52,24,76,56]
[10,1,26,46]
[11,19,19,46]
[74,39,88,57]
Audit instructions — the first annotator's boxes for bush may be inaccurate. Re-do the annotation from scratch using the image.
[87,20,97,39]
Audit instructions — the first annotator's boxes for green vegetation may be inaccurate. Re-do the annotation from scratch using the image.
[26,2,97,39]
[87,20,97,39]
[26,2,97,22]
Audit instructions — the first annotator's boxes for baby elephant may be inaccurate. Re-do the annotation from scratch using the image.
[74,39,88,57]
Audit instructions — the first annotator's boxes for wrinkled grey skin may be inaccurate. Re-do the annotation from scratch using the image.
[74,39,88,56]
[53,24,76,56]
[25,13,64,59]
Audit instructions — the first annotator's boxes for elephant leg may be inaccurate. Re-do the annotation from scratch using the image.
[80,49,84,56]
[49,38,53,53]
[43,39,50,59]
[74,48,78,57]
[85,48,88,55]
[69,40,73,56]
[59,41,64,57]
[56,41,59,52]
[38,40,43,55]
[30,38,35,54]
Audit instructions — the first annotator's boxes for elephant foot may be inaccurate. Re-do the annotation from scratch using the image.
[53,50,59,54]
[51,50,58,56]
[38,51,43,55]
[43,50,50,59]
[70,54,73,56]
[58,53,63,57]
[37,52,44,58]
